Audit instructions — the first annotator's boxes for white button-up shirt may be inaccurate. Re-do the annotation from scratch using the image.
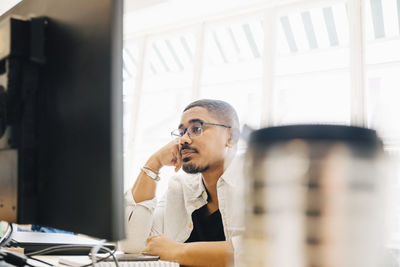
[119,156,245,266]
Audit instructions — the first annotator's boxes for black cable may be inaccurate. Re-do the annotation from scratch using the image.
[26,255,54,266]
[1,252,53,267]
[0,249,27,267]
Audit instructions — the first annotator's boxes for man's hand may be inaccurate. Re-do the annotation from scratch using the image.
[141,235,234,267]
[142,234,184,262]
[150,139,183,172]
[131,140,182,203]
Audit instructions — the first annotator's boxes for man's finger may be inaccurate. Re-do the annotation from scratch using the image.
[174,149,183,172]
[175,161,182,172]
[141,248,152,255]
[141,242,151,254]
[145,235,155,244]
[174,154,182,172]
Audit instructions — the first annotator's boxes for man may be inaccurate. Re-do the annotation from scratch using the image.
[119,99,244,267]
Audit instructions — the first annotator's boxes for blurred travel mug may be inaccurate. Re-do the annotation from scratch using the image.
[242,125,386,267]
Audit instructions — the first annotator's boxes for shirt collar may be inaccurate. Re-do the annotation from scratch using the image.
[219,154,244,187]
[188,155,244,201]
[192,174,207,201]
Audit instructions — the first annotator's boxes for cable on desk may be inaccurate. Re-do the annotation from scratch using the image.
[90,240,119,267]
[0,250,53,267]
[2,229,117,267]
[25,244,114,257]
[0,223,14,247]
[25,244,118,267]
[0,248,27,267]
[26,255,54,266]
[80,250,116,267]
[90,240,105,267]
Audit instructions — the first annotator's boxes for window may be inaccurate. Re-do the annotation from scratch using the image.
[124,31,195,193]
[123,1,400,238]
[274,2,351,125]
[365,0,400,144]
[364,0,400,236]
[200,16,264,130]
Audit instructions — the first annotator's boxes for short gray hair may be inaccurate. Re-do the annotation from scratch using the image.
[183,99,239,130]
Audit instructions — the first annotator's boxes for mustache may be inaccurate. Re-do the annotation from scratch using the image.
[180,144,198,153]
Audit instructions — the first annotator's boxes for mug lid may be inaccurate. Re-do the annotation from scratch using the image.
[249,124,381,147]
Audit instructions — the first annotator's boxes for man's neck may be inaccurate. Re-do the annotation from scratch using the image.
[202,170,220,214]
[201,157,232,203]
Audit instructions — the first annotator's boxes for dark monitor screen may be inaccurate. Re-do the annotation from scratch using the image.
[0,0,125,241]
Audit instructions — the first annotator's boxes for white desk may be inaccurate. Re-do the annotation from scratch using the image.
[33,255,179,267]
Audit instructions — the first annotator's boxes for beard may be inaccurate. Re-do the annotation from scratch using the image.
[180,144,208,173]
[182,162,209,174]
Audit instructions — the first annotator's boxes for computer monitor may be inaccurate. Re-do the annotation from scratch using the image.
[0,0,125,241]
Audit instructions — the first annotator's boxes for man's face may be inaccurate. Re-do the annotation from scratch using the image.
[178,107,230,174]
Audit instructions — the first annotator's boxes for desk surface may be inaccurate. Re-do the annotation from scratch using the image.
[32,255,179,267]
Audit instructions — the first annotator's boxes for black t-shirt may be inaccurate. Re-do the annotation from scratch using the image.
[185,204,226,243]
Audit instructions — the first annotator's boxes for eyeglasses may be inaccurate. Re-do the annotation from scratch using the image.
[171,121,231,138]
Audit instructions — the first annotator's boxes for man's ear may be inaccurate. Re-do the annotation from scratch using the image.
[227,128,240,147]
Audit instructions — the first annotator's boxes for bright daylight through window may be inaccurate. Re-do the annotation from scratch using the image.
[122,0,400,237]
